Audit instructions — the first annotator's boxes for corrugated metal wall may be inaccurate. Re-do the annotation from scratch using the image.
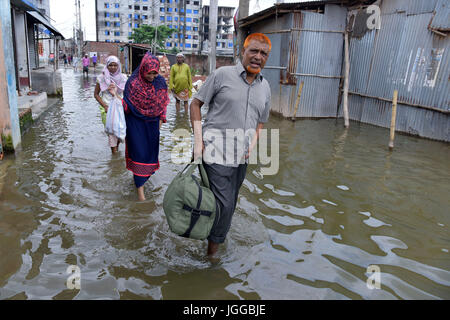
[247,0,449,142]
[343,1,449,142]
[255,4,347,118]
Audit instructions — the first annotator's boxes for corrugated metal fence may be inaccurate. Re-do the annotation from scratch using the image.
[251,1,449,142]
[343,0,449,141]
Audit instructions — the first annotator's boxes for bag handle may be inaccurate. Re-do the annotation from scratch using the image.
[198,161,210,189]
[181,158,211,190]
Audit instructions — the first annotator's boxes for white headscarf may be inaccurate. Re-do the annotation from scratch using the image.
[99,56,127,92]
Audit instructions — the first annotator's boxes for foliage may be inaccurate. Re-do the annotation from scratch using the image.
[129,25,173,51]
[170,46,180,54]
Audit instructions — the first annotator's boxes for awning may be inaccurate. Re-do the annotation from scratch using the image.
[26,10,65,39]
[10,0,38,11]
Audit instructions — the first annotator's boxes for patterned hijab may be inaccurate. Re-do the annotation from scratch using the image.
[123,52,169,118]
[99,56,127,92]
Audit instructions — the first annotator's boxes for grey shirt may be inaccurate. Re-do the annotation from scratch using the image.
[194,61,271,166]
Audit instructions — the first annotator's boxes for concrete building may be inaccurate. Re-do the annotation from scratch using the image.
[201,5,234,56]
[29,0,54,66]
[95,0,204,53]
[1,0,65,153]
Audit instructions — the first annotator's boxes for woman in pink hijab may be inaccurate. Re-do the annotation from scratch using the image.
[94,56,128,153]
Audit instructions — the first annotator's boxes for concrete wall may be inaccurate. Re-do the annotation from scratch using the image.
[0,1,21,151]
[31,68,62,97]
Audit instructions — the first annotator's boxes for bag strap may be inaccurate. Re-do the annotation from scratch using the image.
[198,162,210,189]
[181,176,213,238]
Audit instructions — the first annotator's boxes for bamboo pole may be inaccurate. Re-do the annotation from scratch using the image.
[343,31,350,128]
[291,81,304,121]
[389,90,398,150]
[0,132,3,160]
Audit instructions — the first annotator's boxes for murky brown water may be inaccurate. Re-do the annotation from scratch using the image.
[0,69,449,300]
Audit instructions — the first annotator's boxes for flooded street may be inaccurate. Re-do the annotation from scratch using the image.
[0,68,449,300]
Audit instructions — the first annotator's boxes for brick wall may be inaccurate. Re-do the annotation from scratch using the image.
[83,41,235,75]
[82,41,126,67]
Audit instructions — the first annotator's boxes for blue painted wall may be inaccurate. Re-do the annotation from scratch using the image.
[0,0,21,149]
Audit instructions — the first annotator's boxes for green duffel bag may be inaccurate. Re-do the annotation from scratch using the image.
[163,161,219,240]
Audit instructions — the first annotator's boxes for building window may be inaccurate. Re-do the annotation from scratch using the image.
[135,14,140,19]
[186,17,192,22]
[135,5,140,10]
[135,23,139,28]
[167,16,172,21]
[167,7,172,12]
[115,31,120,36]
[193,44,198,48]
[105,21,110,26]
[194,1,199,5]
[114,22,120,27]
[114,13,119,18]
[105,3,109,9]
[160,16,165,22]
[194,10,199,14]
[105,31,110,35]
[186,26,191,31]
[186,9,192,14]
[143,6,148,10]
[160,7,164,12]
[105,12,110,17]
[185,43,191,48]
[115,3,119,8]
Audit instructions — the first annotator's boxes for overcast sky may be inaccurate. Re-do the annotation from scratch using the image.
[50,0,285,41]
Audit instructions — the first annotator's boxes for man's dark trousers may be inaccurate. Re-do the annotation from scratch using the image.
[202,163,248,244]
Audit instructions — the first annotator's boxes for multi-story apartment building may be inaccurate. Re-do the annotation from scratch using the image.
[200,5,234,56]
[95,0,203,53]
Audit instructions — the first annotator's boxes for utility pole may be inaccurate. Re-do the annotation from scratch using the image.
[209,0,218,74]
[236,0,249,62]
[75,0,82,57]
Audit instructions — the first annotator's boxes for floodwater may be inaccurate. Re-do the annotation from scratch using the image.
[0,69,449,300]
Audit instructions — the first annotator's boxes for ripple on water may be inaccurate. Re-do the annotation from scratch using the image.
[0,70,449,300]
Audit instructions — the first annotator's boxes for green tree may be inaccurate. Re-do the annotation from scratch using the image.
[129,25,173,51]
[170,46,180,54]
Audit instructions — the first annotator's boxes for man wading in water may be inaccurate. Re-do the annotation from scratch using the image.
[190,33,272,256]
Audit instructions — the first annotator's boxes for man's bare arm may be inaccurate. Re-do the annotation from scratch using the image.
[190,98,204,161]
